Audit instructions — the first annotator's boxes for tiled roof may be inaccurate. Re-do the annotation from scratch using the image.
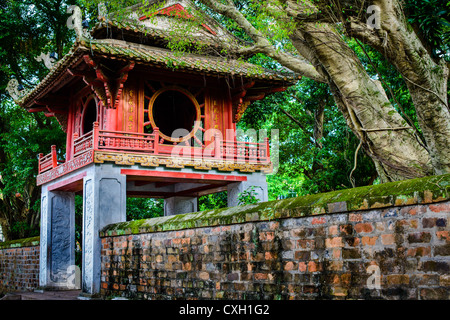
[90,1,248,55]
[19,38,298,107]
[87,39,296,80]
[91,19,233,51]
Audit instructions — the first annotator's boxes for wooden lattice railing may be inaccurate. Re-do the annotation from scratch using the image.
[38,122,270,174]
[38,145,64,173]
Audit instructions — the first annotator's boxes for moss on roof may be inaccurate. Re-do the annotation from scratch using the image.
[18,38,298,108]
[87,39,295,79]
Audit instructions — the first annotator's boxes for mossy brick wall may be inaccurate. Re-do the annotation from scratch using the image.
[99,174,450,300]
[0,237,40,293]
[100,174,450,300]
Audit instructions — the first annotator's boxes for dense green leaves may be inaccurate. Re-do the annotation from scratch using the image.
[404,0,450,59]
[0,100,65,239]
[199,191,227,211]
[127,198,164,220]
[0,0,78,240]
[239,76,377,197]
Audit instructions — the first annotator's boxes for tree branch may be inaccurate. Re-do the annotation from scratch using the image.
[349,140,362,188]
[278,106,316,145]
[360,126,412,132]
[345,18,385,49]
[354,38,428,149]
[198,0,326,82]
[402,75,449,109]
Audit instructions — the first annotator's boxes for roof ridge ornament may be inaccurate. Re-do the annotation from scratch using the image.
[35,52,58,70]
[98,2,108,21]
[6,79,27,101]
[139,3,217,36]
[67,5,91,40]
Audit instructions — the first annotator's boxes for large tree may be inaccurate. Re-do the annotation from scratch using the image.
[195,0,449,182]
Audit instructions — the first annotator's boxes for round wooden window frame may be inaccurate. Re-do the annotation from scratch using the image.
[148,86,201,143]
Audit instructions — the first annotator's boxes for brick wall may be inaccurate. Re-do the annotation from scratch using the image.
[0,237,40,293]
[99,174,450,300]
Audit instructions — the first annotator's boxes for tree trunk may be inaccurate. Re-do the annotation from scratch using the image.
[288,15,432,180]
[378,0,450,175]
[346,0,450,175]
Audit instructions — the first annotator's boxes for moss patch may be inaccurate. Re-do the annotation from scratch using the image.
[0,236,40,249]
[100,173,450,237]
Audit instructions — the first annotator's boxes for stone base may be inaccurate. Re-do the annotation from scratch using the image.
[164,196,198,216]
[77,292,103,300]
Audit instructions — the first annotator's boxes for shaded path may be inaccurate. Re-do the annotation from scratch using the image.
[1,290,82,300]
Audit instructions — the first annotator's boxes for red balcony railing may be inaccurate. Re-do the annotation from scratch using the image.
[73,131,94,157]
[38,145,64,173]
[219,139,270,163]
[98,129,158,153]
[38,122,271,174]
[38,152,54,173]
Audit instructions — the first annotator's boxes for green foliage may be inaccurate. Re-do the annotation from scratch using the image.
[75,195,83,267]
[0,101,66,240]
[198,191,227,211]
[237,186,262,205]
[126,198,164,220]
[266,174,302,201]
[9,221,38,239]
[0,0,75,240]
[404,0,450,60]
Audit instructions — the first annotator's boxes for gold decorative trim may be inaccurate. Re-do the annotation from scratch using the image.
[93,151,273,173]
[234,100,251,123]
[37,150,94,186]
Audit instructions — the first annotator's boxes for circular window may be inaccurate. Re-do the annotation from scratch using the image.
[148,86,201,143]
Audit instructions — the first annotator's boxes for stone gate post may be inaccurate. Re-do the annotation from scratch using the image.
[81,164,126,296]
[227,172,269,207]
[39,189,76,289]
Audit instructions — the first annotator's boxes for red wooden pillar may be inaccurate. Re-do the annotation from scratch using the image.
[72,133,79,157]
[66,106,74,161]
[51,145,57,168]
[153,127,159,154]
[105,108,117,131]
[93,122,99,150]
[265,137,270,163]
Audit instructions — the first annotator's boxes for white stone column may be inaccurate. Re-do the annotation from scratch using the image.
[39,189,50,288]
[164,196,197,216]
[82,164,126,296]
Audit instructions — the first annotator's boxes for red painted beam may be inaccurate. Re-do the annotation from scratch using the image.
[27,107,48,113]
[47,172,87,192]
[121,169,248,182]
[127,183,228,198]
